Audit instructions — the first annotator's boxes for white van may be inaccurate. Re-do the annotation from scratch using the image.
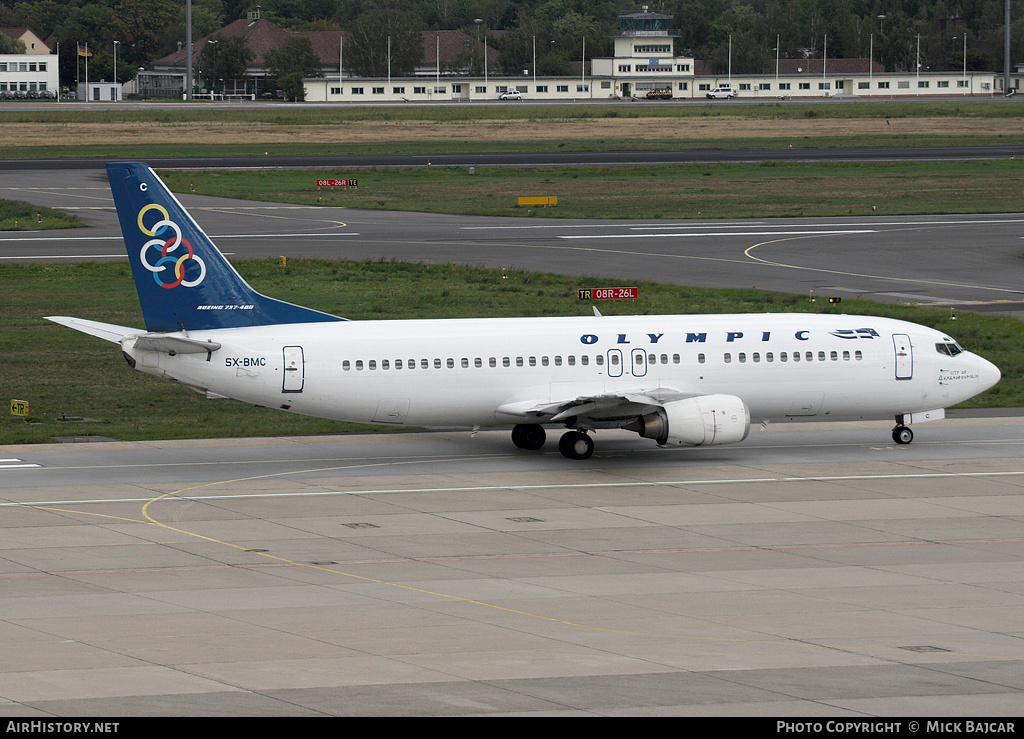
[706,86,736,99]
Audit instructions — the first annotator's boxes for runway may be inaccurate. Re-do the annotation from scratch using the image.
[1,418,1022,715]
[1,164,1022,715]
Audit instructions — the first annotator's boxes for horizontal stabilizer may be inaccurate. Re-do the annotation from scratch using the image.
[45,316,142,344]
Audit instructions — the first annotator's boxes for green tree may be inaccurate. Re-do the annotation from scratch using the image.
[265,35,322,101]
[346,9,425,78]
[0,32,26,54]
[198,33,255,90]
[111,0,177,72]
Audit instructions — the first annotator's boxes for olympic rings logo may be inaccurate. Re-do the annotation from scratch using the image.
[136,203,206,289]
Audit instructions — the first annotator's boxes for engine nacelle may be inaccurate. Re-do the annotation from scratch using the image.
[627,395,751,447]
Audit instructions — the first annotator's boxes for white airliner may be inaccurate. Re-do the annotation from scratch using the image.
[48,163,1000,459]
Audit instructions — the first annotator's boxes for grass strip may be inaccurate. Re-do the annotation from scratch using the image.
[0,199,84,230]
[1,259,1016,445]
[159,160,1024,220]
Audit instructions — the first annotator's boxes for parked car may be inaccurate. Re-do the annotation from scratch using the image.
[645,89,673,100]
[706,86,736,99]
[498,91,523,100]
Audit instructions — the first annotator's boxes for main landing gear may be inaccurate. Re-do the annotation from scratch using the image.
[510,424,594,460]
[558,430,594,460]
[892,415,914,445]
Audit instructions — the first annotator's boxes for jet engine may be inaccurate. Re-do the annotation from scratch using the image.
[625,395,750,447]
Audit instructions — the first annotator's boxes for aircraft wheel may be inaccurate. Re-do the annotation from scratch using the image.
[559,431,594,460]
[512,424,546,450]
[892,425,914,445]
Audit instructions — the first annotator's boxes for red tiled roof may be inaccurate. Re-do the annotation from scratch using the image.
[152,19,498,72]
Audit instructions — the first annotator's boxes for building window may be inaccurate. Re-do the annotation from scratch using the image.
[779,82,790,90]
[918,80,929,88]
[818,82,830,90]
[576,84,589,92]
[599,81,609,89]
[372,87,384,94]
[393,86,404,94]
[759,83,771,90]
[698,83,710,91]
[938,80,949,88]
[858,82,869,89]
[878,81,890,89]
[799,83,810,90]
[898,80,910,88]
[475,86,485,93]
[434,86,446,93]
[557,85,568,92]
[957,80,968,88]
[351,87,363,94]
[537,85,548,92]
[676,64,690,71]
[618,64,631,72]
[678,82,687,90]
[330,87,341,95]
[739,83,751,90]
[414,86,426,94]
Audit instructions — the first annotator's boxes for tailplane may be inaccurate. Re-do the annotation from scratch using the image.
[107,162,343,332]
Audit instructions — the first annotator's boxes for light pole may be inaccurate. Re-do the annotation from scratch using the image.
[112,40,118,100]
[206,39,218,95]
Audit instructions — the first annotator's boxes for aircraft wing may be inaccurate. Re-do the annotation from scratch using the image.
[497,386,705,428]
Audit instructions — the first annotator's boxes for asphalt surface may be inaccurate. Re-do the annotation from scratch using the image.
[1,158,1022,716]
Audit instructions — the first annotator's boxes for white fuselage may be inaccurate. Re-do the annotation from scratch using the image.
[123,313,999,431]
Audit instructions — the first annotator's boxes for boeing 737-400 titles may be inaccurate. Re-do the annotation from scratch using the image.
[48,163,1001,460]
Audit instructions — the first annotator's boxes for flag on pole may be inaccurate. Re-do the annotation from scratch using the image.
[78,44,91,58]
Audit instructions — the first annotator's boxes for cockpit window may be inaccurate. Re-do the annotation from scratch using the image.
[935,342,963,357]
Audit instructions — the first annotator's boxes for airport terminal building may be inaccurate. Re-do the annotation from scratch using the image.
[302,9,1005,103]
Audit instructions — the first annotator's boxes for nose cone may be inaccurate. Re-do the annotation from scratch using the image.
[975,354,1001,393]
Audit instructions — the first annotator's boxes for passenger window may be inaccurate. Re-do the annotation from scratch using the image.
[421,359,429,369]
[368,360,377,370]
[555,356,563,366]
[818,351,825,362]
[356,360,364,370]
[542,356,550,366]
[461,358,469,368]
[581,355,589,366]
[660,354,668,364]
[830,351,838,361]
[529,356,536,366]
[568,356,576,366]
[738,353,746,363]
[673,354,680,364]
[395,359,402,369]
[516,357,523,367]
[381,359,389,370]
[596,355,604,366]
[489,357,496,367]
[752,352,760,363]
[434,358,442,369]
[698,353,705,364]
[609,354,618,366]
[724,353,732,363]
[792,352,800,362]
[502,357,510,367]
[475,358,482,368]
[343,360,351,371]
[766,352,774,363]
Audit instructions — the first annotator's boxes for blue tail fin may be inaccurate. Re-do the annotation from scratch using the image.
[107,162,343,333]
